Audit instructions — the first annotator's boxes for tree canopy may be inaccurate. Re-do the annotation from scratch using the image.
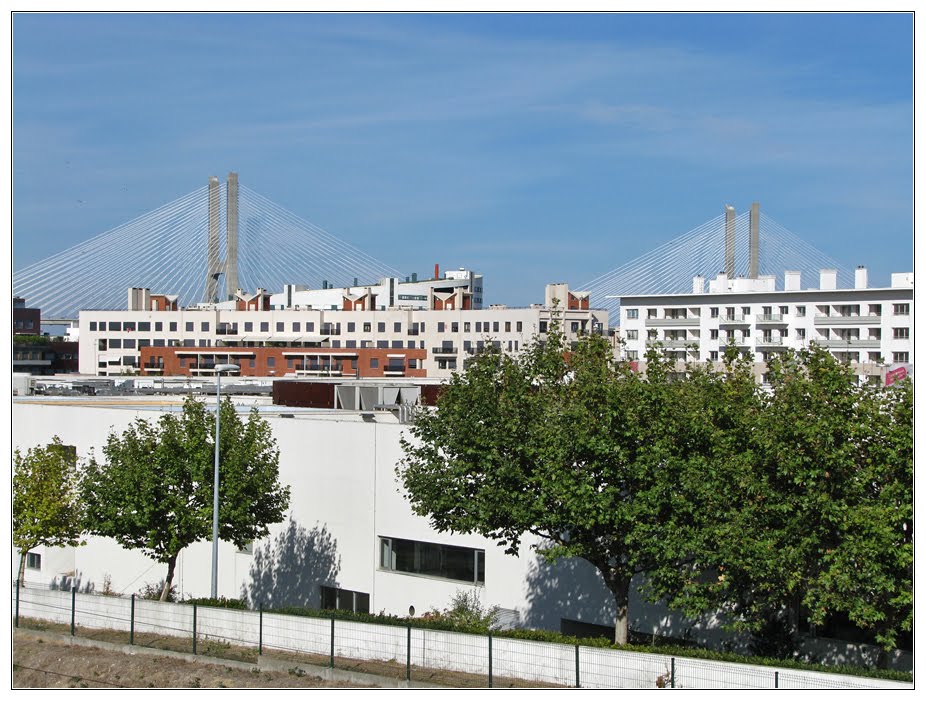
[13,437,84,584]
[82,395,290,600]
[399,330,913,653]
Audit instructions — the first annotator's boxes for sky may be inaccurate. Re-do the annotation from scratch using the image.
[11,11,915,307]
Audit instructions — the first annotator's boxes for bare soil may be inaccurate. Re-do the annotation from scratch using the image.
[12,629,369,689]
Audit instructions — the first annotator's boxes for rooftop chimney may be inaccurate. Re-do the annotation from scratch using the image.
[435,263,440,279]
[692,275,704,294]
[784,270,801,291]
[854,265,868,289]
[820,269,837,290]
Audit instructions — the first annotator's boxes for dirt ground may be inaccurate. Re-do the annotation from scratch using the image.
[12,629,372,689]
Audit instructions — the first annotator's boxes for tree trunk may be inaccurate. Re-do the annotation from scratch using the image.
[599,568,632,645]
[17,550,28,587]
[160,553,178,602]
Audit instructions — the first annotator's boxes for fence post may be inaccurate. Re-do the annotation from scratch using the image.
[406,622,412,682]
[488,633,493,688]
[258,605,263,655]
[70,586,76,636]
[670,657,675,689]
[774,671,779,689]
[192,603,198,655]
[329,617,335,668]
[15,579,20,628]
[575,644,581,688]
[130,594,135,645]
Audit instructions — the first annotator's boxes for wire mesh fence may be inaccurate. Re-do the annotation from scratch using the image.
[11,582,910,689]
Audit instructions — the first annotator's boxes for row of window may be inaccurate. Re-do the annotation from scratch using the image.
[627,349,911,364]
[626,303,911,320]
[92,319,529,335]
[380,537,485,585]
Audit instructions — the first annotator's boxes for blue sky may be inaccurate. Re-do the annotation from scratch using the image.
[12,12,913,306]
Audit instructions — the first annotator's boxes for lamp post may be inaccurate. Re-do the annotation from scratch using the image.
[211,363,240,599]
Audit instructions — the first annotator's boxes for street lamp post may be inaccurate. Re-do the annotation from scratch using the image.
[211,363,240,599]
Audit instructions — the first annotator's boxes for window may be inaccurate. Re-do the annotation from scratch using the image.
[320,586,370,614]
[123,339,136,349]
[394,322,401,333]
[169,321,178,332]
[186,322,194,332]
[796,328,806,339]
[464,322,471,332]
[267,357,275,368]
[26,553,41,570]
[709,351,719,361]
[571,322,580,333]
[363,322,372,333]
[516,322,522,332]
[293,322,301,332]
[109,339,122,349]
[155,322,163,331]
[796,306,805,317]
[893,327,910,339]
[779,306,788,316]
[869,304,882,316]
[626,309,639,320]
[89,321,97,331]
[370,358,379,369]
[453,322,459,333]
[306,322,314,332]
[710,329,719,340]
[201,322,210,332]
[260,322,269,332]
[379,537,485,584]
[894,303,910,315]
[244,322,253,332]
[710,307,719,319]
[378,322,386,332]
[276,322,284,332]
[108,321,121,331]
[626,330,638,340]
[742,307,750,316]
[347,322,356,332]
[438,322,445,333]
[894,352,909,364]
[626,350,638,360]
[493,322,499,332]
[539,321,548,333]
[647,309,657,319]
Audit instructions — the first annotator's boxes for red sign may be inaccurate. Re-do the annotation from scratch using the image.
[886,366,908,385]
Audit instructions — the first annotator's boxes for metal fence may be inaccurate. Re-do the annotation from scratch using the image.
[12,582,910,689]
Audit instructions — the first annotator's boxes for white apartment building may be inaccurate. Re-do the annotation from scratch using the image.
[78,282,607,378]
[272,266,485,312]
[617,268,913,382]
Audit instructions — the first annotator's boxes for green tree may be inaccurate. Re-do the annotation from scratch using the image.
[13,437,84,584]
[399,330,755,644]
[82,395,290,601]
[672,346,913,656]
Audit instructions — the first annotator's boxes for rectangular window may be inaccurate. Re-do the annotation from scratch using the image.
[364,322,372,333]
[516,322,522,332]
[796,306,806,317]
[185,322,194,332]
[742,307,750,316]
[379,536,485,584]
[267,357,275,368]
[709,308,718,319]
[475,322,482,333]
[138,322,151,332]
[438,322,445,333]
[710,329,719,340]
[306,322,315,332]
[893,352,909,364]
[260,322,269,332]
[89,321,97,331]
[394,322,401,332]
[493,322,499,333]
[869,304,882,316]
[109,339,122,349]
[464,322,471,332]
[348,322,356,333]
[155,322,163,331]
[320,586,370,614]
[370,358,379,369]
[201,322,210,332]
[626,330,638,340]
[709,351,719,361]
[108,321,121,331]
[123,339,136,349]
[276,322,284,332]
[894,303,910,315]
[26,552,41,570]
[244,322,253,332]
[452,322,459,333]
[293,322,301,332]
[539,321,548,333]
[378,322,386,332]
[893,327,910,339]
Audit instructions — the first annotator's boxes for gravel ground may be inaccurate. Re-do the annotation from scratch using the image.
[12,629,372,689]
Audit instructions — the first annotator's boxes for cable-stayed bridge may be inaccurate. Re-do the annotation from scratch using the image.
[14,173,402,321]
[15,174,852,323]
[581,205,852,319]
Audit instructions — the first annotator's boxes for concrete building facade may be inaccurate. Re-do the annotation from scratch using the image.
[78,284,607,378]
[617,268,914,383]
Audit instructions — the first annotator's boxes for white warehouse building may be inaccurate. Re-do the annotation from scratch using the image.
[617,268,914,382]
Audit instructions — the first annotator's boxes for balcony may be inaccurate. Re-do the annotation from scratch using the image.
[755,314,788,326]
[648,339,695,349]
[644,317,700,327]
[814,315,881,326]
[814,338,881,349]
[718,316,750,327]
[384,367,406,376]
[432,347,458,355]
[755,337,785,347]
